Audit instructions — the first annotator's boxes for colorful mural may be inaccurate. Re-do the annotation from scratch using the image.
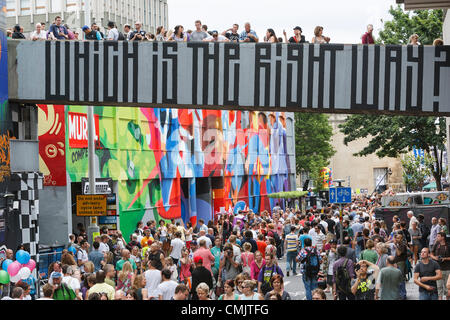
[320,167,332,190]
[38,105,67,186]
[39,106,296,240]
[381,192,450,207]
[0,0,12,194]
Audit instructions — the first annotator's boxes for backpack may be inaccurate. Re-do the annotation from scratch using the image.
[304,249,320,279]
[335,259,351,293]
[118,32,125,41]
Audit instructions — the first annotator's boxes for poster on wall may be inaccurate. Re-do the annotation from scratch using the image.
[38,105,67,186]
[81,178,113,195]
[68,112,100,148]
[99,216,117,230]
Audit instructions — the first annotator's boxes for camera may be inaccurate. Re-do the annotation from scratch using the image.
[355,264,361,271]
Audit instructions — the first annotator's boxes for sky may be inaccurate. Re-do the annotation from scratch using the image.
[168,0,401,43]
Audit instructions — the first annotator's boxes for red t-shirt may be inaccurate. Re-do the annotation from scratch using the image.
[362,32,374,44]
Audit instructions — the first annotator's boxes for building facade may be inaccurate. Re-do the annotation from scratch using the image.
[6,0,169,34]
[328,114,404,193]
[1,0,43,275]
[38,105,296,243]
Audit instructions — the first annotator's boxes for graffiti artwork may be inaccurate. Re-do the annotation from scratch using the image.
[382,191,450,207]
[38,105,67,186]
[39,105,295,240]
[11,41,450,115]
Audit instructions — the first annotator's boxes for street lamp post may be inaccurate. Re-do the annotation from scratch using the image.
[84,0,99,246]
[334,179,345,245]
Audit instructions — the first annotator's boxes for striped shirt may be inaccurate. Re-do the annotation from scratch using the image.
[285,233,298,252]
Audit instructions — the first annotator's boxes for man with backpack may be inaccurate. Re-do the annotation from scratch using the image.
[332,245,355,300]
[258,248,284,296]
[297,237,322,300]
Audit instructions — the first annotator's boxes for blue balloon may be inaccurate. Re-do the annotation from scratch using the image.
[2,259,13,271]
[16,250,30,265]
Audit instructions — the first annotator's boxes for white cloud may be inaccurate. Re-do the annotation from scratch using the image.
[167,0,399,43]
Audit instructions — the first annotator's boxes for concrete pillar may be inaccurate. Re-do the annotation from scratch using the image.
[445,10,450,183]
[443,9,450,44]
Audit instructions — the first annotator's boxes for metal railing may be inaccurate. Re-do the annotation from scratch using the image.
[36,251,64,297]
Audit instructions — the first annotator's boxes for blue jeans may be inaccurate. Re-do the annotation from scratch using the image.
[286,251,297,273]
[303,275,318,300]
[397,262,407,299]
[398,281,407,299]
[419,290,438,300]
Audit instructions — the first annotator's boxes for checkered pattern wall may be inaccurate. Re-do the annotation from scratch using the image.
[11,172,43,268]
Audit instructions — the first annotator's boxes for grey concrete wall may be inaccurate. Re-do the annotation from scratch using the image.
[8,41,450,115]
[444,9,450,45]
[38,186,70,246]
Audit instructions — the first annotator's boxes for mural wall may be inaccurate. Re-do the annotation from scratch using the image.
[39,105,296,240]
[0,0,10,253]
[0,0,11,194]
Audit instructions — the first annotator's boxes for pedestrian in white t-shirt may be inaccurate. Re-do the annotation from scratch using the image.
[170,232,185,264]
[144,260,162,300]
[106,21,120,41]
[30,23,47,40]
[157,269,178,300]
[77,240,90,273]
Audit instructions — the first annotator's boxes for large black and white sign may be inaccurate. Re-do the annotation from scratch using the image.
[13,41,450,115]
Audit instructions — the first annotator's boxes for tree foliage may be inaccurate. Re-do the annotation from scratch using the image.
[401,153,433,191]
[377,5,443,45]
[340,115,446,190]
[295,113,335,190]
[340,6,446,191]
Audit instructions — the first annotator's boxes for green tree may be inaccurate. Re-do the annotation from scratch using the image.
[401,153,433,191]
[340,6,446,191]
[340,116,446,190]
[377,5,443,45]
[295,113,335,191]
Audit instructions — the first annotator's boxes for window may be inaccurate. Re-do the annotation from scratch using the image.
[20,0,31,15]
[373,168,388,190]
[6,0,16,17]
[50,0,62,12]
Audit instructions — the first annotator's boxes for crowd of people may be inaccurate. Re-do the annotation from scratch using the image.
[0,191,449,301]
[7,17,444,46]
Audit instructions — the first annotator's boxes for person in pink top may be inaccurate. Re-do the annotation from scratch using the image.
[179,248,192,289]
[193,239,215,275]
[250,251,266,280]
[241,243,255,275]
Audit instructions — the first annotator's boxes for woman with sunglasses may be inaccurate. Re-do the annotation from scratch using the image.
[240,280,263,300]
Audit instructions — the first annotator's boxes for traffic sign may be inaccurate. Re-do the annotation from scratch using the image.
[76,195,107,216]
[329,187,352,204]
